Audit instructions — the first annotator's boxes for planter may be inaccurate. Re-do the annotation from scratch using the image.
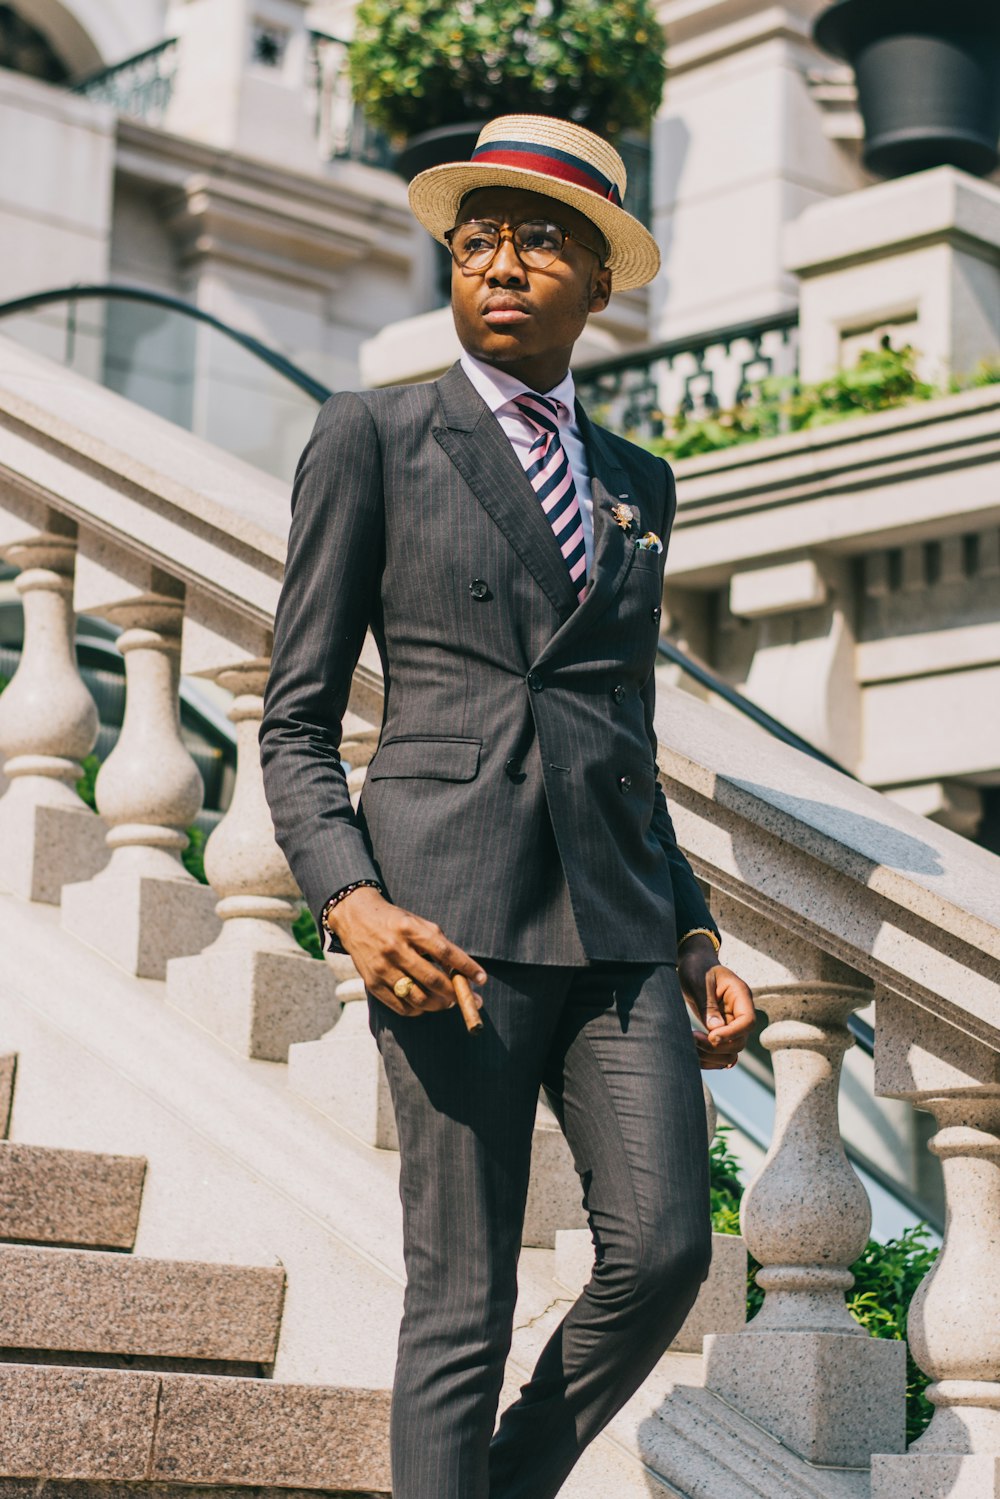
[393,121,486,183]
[814,0,1000,178]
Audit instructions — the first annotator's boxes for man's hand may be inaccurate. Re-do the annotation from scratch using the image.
[678,934,755,1071]
[326,886,487,1017]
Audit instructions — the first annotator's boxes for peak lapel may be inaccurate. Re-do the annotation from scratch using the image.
[575,404,637,612]
[433,364,578,619]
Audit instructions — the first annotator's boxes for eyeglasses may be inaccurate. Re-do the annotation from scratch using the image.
[444,219,604,273]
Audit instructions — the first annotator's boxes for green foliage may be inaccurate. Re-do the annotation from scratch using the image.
[848,1226,939,1445]
[181,824,208,884]
[709,1126,938,1442]
[293,906,325,960]
[950,357,1000,391]
[76,753,99,811]
[349,0,666,139]
[645,340,938,463]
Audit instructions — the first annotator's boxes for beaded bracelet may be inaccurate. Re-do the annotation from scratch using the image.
[321,879,384,933]
[678,926,721,955]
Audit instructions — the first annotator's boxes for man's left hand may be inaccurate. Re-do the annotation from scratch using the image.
[678,934,756,1071]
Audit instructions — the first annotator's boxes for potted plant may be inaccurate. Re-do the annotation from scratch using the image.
[348,0,667,180]
[813,0,1000,179]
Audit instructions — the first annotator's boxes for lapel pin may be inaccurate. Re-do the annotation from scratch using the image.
[612,503,636,532]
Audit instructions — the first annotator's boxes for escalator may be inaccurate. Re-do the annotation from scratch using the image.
[0,282,945,1236]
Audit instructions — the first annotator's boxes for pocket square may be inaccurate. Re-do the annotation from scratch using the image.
[635,531,663,553]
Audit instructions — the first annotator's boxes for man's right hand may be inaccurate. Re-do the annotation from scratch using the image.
[326,886,487,1017]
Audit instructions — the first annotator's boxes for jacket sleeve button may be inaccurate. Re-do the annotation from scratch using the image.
[652,605,662,623]
[612,684,626,704]
[619,774,632,793]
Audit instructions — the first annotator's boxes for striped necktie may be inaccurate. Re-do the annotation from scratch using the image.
[514,393,588,603]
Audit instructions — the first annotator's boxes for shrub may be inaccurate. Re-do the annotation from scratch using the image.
[349,0,666,140]
[645,339,939,462]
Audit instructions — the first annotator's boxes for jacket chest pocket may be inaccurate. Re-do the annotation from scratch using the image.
[368,735,482,782]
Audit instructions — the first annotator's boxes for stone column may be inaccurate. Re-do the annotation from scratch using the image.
[871,993,1000,1499]
[699,896,906,1468]
[0,502,107,902]
[165,594,338,1059]
[60,544,219,977]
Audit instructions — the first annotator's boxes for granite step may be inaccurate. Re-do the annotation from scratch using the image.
[0,1246,285,1365]
[0,1142,146,1249]
[0,1363,391,1494]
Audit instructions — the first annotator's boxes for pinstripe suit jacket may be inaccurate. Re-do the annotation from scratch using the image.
[260,362,716,965]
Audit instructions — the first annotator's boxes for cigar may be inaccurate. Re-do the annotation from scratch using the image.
[451,972,484,1034]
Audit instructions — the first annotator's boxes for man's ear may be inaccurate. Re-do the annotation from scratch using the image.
[590,266,612,313]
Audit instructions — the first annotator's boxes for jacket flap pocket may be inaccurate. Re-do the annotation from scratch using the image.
[368,736,482,782]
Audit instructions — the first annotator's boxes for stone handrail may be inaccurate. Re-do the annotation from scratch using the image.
[0,334,998,1499]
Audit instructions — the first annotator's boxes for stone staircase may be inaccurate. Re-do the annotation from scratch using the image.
[0,1054,392,1496]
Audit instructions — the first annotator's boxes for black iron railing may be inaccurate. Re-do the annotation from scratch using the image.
[72,38,179,125]
[575,309,800,440]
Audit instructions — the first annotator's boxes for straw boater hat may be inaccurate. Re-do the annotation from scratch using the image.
[408,115,661,292]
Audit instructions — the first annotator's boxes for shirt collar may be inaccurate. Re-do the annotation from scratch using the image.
[460,351,577,423]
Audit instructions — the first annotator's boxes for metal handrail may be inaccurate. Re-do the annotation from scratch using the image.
[0,283,334,405]
[0,282,851,785]
[574,307,800,382]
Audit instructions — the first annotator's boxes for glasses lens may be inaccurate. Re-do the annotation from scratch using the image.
[513,221,565,267]
[449,222,500,268]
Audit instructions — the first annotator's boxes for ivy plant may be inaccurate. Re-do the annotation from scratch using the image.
[642,340,1000,463]
[349,0,666,140]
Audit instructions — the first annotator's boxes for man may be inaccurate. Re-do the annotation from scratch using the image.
[260,114,755,1499]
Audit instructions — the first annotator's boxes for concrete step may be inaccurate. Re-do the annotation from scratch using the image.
[0,1246,285,1365]
[0,1141,146,1249]
[0,1362,391,1494]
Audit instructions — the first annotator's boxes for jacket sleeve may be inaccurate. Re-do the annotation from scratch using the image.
[642,456,720,947]
[259,392,385,933]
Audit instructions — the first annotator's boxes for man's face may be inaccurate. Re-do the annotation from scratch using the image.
[448,186,613,391]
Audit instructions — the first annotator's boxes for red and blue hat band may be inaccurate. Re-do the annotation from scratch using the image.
[470,139,623,207]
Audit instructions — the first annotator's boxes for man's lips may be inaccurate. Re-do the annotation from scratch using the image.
[482,299,531,326]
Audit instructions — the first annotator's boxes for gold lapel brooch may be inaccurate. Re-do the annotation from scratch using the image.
[612,502,636,532]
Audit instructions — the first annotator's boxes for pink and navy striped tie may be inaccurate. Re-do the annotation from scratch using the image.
[514,393,588,602]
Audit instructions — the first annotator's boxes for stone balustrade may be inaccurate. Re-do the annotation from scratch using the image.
[0,333,998,1498]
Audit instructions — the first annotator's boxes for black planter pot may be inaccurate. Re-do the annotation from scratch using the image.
[814,0,1000,178]
[393,121,486,183]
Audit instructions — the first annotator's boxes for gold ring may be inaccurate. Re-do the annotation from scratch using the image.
[393,976,415,1001]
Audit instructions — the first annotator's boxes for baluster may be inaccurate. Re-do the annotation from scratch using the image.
[700,895,906,1468]
[871,992,1000,1499]
[286,727,401,1138]
[60,543,219,977]
[165,591,338,1060]
[0,501,107,901]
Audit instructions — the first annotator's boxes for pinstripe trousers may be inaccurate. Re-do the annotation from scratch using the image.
[370,958,713,1499]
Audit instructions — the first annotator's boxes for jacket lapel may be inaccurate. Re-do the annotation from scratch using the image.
[433,364,579,619]
[575,403,638,618]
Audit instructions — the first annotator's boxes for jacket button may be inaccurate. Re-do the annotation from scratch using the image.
[527,670,544,692]
[652,606,662,623]
[612,684,626,704]
[505,758,521,779]
[619,775,632,794]
[469,578,490,601]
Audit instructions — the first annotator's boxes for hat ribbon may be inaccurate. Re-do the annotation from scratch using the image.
[470,139,623,207]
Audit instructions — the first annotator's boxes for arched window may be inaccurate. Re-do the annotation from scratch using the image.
[0,3,70,82]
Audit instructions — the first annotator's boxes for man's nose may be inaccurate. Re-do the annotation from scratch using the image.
[487,236,526,284]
